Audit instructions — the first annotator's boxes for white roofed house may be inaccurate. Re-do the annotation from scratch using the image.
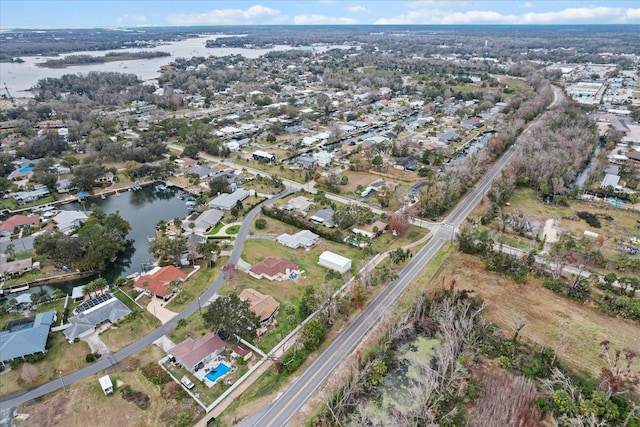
[53,210,88,234]
[184,209,224,236]
[276,230,319,249]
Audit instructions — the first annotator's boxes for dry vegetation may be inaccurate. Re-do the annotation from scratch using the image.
[17,345,203,427]
[432,251,640,378]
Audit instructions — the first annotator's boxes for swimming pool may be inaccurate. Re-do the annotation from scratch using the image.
[205,363,231,383]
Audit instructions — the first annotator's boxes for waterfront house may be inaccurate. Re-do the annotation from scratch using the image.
[0,254,33,278]
[184,209,224,236]
[134,265,187,300]
[63,294,131,342]
[0,214,40,237]
[208,188,250,211]
[53,211,88,234]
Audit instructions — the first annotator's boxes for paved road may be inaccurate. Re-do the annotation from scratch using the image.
[0,190,291,414]
[244,87,566,426]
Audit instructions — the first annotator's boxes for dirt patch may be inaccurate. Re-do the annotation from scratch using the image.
[433,251,640,379]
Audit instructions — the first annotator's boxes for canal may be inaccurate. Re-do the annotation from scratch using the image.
[8,184,191,298]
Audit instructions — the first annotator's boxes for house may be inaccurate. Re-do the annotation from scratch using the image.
[0,310,57,365]
[0,214,40,237]
[248,258,301,281]
[12,187,50,204]
[187,165,218,180]
[8,166,33,182]
[63,294,131,342]
[318,251,352,274]
[313,150,333,167]
[99,375,113,395]
[361,180,387,198]
[53,211,88,234]
[174,157,199,169]
[0,236,35,255]
[600,174,621,189]
[95,172,115,186]
[208,188,250,210]
[184,209,224,236]
[276,230,319,249]
[310,208,335,227]
[284,196,314,213]
[230,343,253,361]
[0,255,33,277]
[168,332,227,372]
[134,266,187,300]
[239,288,280,326]
[252,150,276,163]
[394,156,419,171]
[296,155,317,169]
[352,220,388,239]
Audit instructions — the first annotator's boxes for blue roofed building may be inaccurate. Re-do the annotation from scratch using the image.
[0,310,57,365]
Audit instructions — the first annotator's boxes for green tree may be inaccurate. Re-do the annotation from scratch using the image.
[255,218,267,229]
[4,243,16,260]
[202,294,260,342]
[209,177,230,195]
[298,285,317,320]
[299,318,326,351]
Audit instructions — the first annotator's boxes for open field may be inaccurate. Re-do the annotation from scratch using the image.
[430,250,640,379]
[16,345,205,427]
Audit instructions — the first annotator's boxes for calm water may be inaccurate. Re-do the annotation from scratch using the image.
[1,35,295,96]
[3,185,190,299]
[59,185,190,282]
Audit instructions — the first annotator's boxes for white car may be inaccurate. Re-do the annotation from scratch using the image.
[181,376,195,389]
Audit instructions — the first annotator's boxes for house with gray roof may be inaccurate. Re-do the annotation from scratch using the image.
[184,209,224,236]
[310,208,335,227]
[209,188,250,210]
[63,294,131,342]
[0,310,56,365]
[53,210,88,234]
[276,230,320,249]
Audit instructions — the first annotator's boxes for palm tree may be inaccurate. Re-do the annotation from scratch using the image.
[4,243,15,260]
[30,293,40,305]
[52,288,65,300]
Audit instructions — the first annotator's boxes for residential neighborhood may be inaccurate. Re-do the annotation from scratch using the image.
[0,20,639,427]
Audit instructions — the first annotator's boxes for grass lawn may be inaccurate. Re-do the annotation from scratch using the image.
[339,170,385,193]
[0,331,91,397]
[165,265,221,313]
[248,213,301,237]
[100,307,160,353]
[232,159,307,184]
[226,225,240,235]
[206,222,225,236]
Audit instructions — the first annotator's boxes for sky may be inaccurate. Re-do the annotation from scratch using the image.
[1,1,639,28]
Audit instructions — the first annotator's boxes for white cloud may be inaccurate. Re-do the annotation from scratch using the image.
[406,1,468,9]
[520,2,534,9]
[167,5,285,25]
[116,14,147,24]
[347,5,370,13]
[376,7,640,25]
[294,14,358,25]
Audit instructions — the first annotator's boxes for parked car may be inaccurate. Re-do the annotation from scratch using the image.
[181,376,195,389]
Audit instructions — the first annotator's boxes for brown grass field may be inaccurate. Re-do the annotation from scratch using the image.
[431,250,640,379]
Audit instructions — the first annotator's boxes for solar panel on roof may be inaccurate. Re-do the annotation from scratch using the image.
[75,293,113,314]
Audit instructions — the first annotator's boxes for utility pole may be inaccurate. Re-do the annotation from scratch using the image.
[57,370,67,393]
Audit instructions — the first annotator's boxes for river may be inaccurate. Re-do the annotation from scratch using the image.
[5,184,190,299]
[1,35,355,96]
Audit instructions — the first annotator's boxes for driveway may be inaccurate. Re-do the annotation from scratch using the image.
[146,297,178,324]
[81,326,111,356]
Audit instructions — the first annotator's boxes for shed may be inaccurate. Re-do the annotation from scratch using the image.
[99,375,113,395]
[318,251,352,274]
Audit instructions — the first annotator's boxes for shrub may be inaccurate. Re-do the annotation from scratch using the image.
[121,385,151,410]
[85,353,96,363]
[255,218,267,229]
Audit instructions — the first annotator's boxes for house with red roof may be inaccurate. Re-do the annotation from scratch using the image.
[168,332,227,372]
[0,214,40,237]
[134,265,187,300]
[248,258,301,282]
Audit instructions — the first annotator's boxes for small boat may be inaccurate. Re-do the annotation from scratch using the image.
[185,200,196,207]
[157,184,167,191]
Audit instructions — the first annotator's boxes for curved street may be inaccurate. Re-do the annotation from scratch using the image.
[0,190,291,412]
